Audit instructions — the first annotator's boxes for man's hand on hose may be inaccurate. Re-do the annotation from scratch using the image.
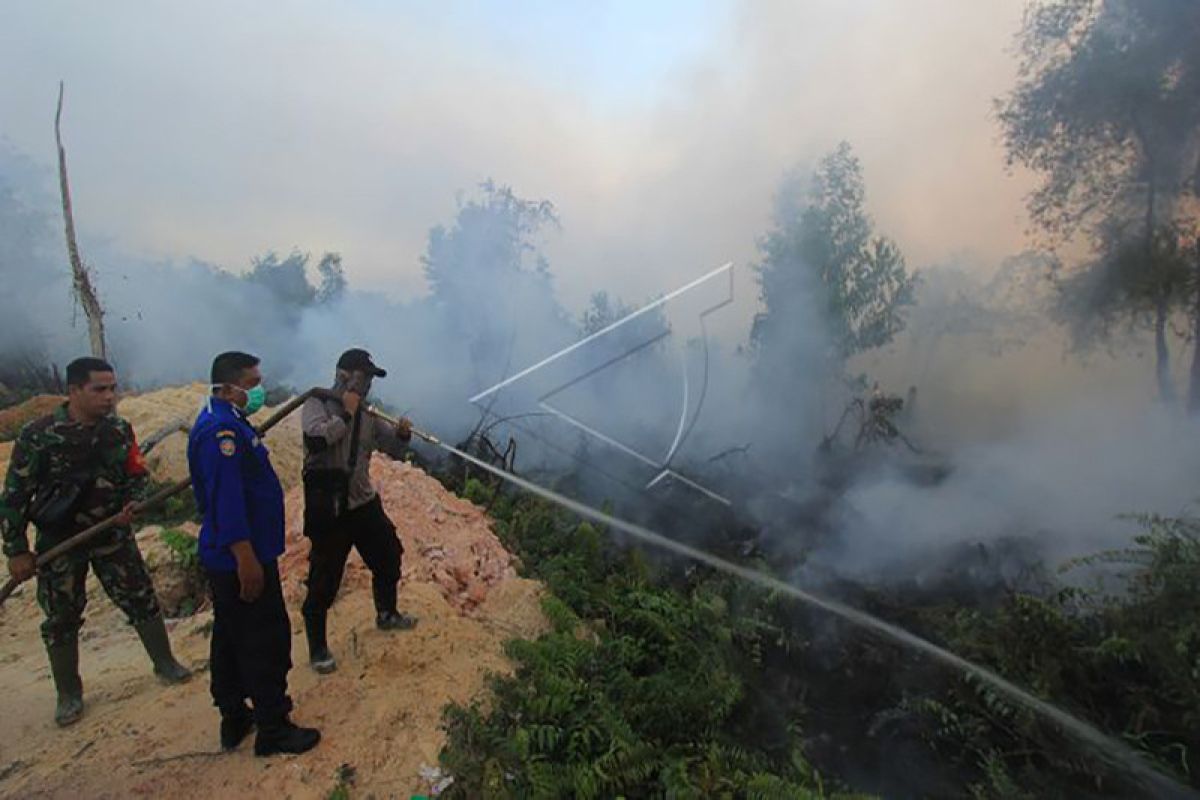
[396,416,413,440]
[231,541,264,602]
[7,553,35,582]
[342,390,361,417]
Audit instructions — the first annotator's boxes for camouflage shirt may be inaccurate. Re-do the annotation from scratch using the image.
[1,404,148,557]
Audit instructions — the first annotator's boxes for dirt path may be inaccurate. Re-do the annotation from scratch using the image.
[0,457,546,799]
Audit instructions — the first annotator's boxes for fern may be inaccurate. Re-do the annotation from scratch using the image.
[438,489,854,798]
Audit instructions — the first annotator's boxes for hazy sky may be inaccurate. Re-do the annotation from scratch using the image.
[0,0,1033,334]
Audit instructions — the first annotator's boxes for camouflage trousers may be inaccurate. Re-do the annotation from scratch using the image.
[36,529,161,647]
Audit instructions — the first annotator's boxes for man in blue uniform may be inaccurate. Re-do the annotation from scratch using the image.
[187,351,320,756]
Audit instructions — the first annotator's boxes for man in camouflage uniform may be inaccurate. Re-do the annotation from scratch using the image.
[1,357,191,727]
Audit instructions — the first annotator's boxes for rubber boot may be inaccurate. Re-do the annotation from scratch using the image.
[220,704,255,751]
[254,718,321,757]
[376,610,418,630]
[133,616,193,684]
[373,581,416,630]
[46,639,84,727]
[303,613,337,674]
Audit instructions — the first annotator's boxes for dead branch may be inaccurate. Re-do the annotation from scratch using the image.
[140,417,191,456]
[56,81,106,358]
[707,444,751,464]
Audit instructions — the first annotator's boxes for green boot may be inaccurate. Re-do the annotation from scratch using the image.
[46,639,84,727]
[133,616,192,684]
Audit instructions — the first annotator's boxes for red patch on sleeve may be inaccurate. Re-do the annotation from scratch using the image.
[126,435,148,477]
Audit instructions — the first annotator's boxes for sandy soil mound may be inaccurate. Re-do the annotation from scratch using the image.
[279,456,522,615]
[0,454,546,799]
[0,395,64,441]
[117,385,305,489]
[0,387,306,490]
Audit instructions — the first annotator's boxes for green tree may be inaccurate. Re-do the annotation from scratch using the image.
[315,252,347,305]
[1052,221,1194,370]
[423,180,557,307]
[245,250,316,313]
[998,0,1200,403]
[244,249,346,313]
[752,142,917,374]
[580,291,633,336]
[421,181,569,382]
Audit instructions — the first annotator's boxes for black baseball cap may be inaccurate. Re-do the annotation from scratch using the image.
[336,348,387,378]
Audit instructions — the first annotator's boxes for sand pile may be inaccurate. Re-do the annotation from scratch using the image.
[0,395,62,478]
[279,455,520,614]
[0,386,307,488]
[116,383,206,483]
[116,385,306,489]
[0,395,64,441]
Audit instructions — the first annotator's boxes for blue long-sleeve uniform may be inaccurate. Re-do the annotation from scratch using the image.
[187,397,286,572]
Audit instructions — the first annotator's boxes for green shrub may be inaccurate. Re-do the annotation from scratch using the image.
[160,526,199,569]
[891,512,1200,795]
[140,481,200,527]
[439,491,861,799]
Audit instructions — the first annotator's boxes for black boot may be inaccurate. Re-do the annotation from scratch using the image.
[373,580,416,630]
[133,616,193,684]
[220,705,255,751]
[376,609,418,630]
[254,718,321,757]
[46,639,84,727]
[303,613,337,674]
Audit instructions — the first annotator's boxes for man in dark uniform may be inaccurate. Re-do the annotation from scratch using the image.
[187,351,319,756]
[300,348,415,674]
[1,357,191,727]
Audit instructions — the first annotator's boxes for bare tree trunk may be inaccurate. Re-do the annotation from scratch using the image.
[1188,243,1200,414]
[1142,169,1176,405]
[55,81,106,359]
[1155,293,1175,404]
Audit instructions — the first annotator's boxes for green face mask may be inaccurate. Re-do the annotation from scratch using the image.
[242,384,266,415]
[215,383,266,415]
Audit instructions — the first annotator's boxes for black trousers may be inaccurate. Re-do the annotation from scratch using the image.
[206,560,293,724]
[301,495,402,618]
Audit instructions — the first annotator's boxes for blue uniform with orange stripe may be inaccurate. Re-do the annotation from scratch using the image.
[187,397,285,572]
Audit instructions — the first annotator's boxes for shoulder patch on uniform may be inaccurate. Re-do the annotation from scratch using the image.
[216,429,236,439]
[219,438,237,457]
